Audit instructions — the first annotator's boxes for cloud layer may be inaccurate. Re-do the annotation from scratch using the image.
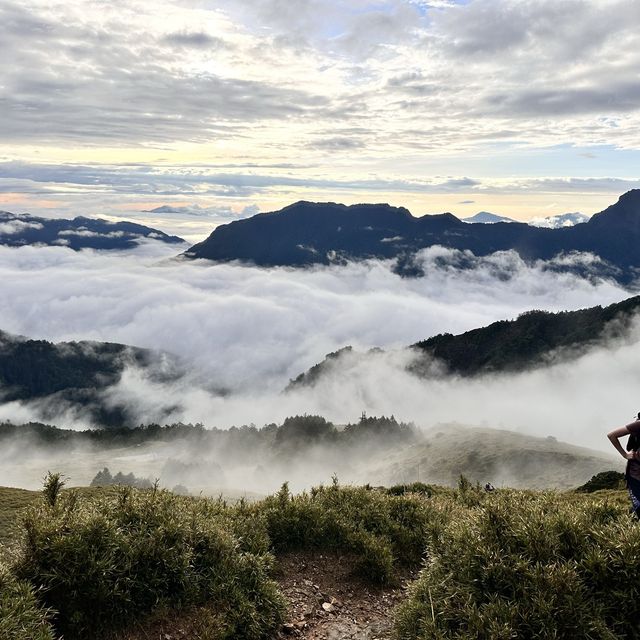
[0,243,635,453]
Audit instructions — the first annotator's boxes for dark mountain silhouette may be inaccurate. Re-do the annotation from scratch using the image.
[410,294,640,376]
[289,295,640,388]
[184,191,640,284]
[0,330,181,426]
[0,211,185,250]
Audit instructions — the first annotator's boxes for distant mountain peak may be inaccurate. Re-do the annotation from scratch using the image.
[462,211,516,224]
[528,212,590,228]
[588,188,640,228]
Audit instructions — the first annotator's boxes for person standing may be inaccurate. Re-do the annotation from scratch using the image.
[608,412,640,518]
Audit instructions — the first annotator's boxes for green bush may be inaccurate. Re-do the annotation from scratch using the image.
[576,470,626,493]
[0,562,55,640]
[395,490,640,639]
[257,481,437,583]
[16,486,285,640]
[386,482,435,497]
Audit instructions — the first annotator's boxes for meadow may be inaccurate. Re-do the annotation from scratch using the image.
[0,475,637,639]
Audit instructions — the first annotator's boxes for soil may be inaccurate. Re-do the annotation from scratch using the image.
[274,551,414,640]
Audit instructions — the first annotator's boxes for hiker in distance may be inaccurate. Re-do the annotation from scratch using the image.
[608,412,640,518]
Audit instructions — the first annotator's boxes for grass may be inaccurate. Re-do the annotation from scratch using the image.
[0,487,40,554]
[0,562,55,640]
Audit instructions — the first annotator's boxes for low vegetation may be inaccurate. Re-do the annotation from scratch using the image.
[575,469,626,492]
[395,482,639,639]
[0,562,55,640]
[259,480,439,583]
[1,474,637,639]
[15,474,285,639]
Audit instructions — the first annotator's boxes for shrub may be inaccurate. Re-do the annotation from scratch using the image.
[16,486,285,640]
[386,482,435,497]
[576,470,625,493]
[395,490,640,639]
[0,562,55,640]
[257,481,437,583]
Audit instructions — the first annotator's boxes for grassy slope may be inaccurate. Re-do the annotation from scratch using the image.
[0,487,39,553]
[364,424,619,489]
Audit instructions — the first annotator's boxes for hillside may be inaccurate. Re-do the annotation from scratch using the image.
[183,190,640,284]
[363,424,619,490]
[289,294,640,388]
[0,211,185,250]
[0,330,182,426]
[411,294,640,376]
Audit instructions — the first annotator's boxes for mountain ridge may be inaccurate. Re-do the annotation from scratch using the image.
[184,191,640,283]
[289,294,640,388]
[0,330,182,426]
[0,210,185,250]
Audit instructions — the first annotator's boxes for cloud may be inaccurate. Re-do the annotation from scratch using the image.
[220,0,422,58]
[143,203,259,219]
[160,30,230,50]
[0,1,328,146]
[307,137,366,150]
[0,218,43,234]
[0,161,488,197]
[0,243,633,444]
[58,228,126,238]
[2,0,639,159]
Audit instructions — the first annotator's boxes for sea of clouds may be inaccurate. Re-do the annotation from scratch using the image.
[0,241,637,452]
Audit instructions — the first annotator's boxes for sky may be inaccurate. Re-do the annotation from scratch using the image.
[2,0,640,239]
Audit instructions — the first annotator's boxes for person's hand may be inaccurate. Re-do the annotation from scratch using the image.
[626,451,638,460]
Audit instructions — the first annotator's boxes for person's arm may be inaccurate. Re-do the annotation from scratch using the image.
[607,425,636,460]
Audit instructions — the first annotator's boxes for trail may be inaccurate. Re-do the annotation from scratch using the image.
[275,552,413,640]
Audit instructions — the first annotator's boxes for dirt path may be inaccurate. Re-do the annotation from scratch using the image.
[274,552,413,640]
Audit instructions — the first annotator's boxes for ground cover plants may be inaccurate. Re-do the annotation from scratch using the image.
[1,474,638,639]
[0,562,55,640]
